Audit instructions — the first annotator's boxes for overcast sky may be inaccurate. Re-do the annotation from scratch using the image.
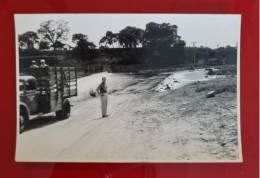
[15,14,241,49]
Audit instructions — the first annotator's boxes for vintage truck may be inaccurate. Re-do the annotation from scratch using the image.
[19,58,78,133]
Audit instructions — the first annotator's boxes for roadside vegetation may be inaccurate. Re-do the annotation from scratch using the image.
[195,76,237,94]
[206,65,237,75]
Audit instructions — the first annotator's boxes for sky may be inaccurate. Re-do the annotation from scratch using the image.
[15,14,241,49]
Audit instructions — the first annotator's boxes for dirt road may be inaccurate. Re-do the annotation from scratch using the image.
[16,70,240,162]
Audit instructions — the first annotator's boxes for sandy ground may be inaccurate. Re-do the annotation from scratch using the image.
[16,70,240,162]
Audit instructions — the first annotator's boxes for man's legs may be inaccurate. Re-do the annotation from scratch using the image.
[101,94,108,117]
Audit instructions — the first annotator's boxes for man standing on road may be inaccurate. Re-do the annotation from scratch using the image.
[96,77,109,118]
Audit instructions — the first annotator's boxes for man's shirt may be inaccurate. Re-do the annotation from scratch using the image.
[97,82,107,94]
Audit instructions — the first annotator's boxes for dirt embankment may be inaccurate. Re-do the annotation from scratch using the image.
[124,76,239,161]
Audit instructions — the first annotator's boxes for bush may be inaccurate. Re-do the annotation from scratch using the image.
[206,68,215,75]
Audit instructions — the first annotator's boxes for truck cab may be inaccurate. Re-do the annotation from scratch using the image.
[20,76,39,115]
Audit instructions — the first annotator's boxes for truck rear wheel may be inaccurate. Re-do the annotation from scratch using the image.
[20,108,28,134]
[56,99,71,120]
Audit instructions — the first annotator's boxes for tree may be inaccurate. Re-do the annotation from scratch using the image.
[217,47,227,63]
[99,31,118,48]
[18,31,39,49]
[72,33,96,49]
[39,40,50,50]
[142,22,179,48]
[76,39,96,49]
[72,33,97,64]
[18,35,28,49]
[51,41,65,49]
[141,22,186,64]
[175,40,186,49]
[72,33,88,43]
[117,27,144,48]
[37,20,70,50]
[174,40,186,60]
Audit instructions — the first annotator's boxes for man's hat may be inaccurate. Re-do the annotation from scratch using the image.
[32,60,36,63]
[40,59,45,63]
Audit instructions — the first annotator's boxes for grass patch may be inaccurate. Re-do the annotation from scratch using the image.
[195,77,237,94]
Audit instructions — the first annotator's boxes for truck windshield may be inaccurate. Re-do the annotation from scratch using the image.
[25,80,37,90]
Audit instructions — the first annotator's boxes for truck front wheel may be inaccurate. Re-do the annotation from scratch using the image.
[20,108,28,134]
[56,99,71,120]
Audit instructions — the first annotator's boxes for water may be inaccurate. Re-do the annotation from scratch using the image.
[155,69,217,92]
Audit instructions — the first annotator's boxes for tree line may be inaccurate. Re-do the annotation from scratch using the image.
[19,20,185,49]
[19,19,237,66]
[18,20,185,59]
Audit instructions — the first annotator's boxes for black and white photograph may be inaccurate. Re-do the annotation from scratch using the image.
[15,14,242,162]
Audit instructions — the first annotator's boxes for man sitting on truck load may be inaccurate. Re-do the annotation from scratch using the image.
[30,60,39,69]
[29,60,40,78]
[40,59,50,77]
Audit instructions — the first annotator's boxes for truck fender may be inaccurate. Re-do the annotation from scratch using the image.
[19,102,30,120]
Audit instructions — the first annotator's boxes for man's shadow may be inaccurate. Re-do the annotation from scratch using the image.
[92,117,106,121]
